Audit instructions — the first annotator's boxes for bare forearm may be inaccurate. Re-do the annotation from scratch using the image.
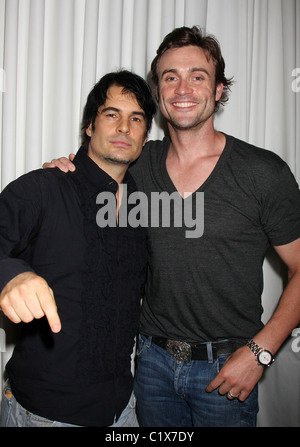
[206,268,300,401]
[253,271,300,354]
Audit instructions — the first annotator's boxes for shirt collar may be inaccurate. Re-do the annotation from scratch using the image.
[72,146,137,198]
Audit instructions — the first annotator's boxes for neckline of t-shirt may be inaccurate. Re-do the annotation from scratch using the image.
[160,133,233,197]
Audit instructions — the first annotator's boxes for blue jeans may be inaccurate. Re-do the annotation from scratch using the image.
[0,380,138,427]
[134,334,258,427]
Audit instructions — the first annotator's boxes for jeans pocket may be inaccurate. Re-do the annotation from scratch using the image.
[0,381,13,427]
[136,334,149,357]
[3,379,12,402]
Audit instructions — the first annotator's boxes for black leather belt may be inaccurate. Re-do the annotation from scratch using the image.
[152,337,245,362]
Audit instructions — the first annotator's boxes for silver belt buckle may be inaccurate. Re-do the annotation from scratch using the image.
[166,340,192,362]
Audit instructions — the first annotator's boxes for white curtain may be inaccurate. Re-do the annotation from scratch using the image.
[0,0,299,427]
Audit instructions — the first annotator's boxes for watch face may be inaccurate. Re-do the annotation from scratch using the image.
[258,350,272,365]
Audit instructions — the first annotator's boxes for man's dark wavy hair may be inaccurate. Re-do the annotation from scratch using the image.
[151,26,234,112]
[81,70,157,147]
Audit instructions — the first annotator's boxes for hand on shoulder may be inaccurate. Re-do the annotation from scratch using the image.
[43,154,76,173]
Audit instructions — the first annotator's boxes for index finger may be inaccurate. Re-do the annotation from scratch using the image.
[206,374,224,393]
[38,287,61,333]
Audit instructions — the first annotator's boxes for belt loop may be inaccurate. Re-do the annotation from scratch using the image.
[207,342,213,363]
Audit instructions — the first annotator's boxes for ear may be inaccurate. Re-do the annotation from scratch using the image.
[86,123,93,137]
[215,83,223,102]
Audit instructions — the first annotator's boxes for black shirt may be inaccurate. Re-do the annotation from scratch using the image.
[0,147,147,426]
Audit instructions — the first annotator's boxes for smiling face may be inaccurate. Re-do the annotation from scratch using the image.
[86,84,147,170]
[156,46,223,131]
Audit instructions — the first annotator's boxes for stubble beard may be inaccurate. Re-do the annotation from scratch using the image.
[103,156,132,165]
[169,110,214,132]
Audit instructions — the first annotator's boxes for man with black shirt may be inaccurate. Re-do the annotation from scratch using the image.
[0,70,156,427]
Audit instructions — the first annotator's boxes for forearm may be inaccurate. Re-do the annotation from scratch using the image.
[206,267,300,401]
[252,270,300,355]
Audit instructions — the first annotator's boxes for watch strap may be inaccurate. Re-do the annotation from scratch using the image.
[247,339,263,356]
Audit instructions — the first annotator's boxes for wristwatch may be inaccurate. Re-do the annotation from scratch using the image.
[247,339,275,367]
